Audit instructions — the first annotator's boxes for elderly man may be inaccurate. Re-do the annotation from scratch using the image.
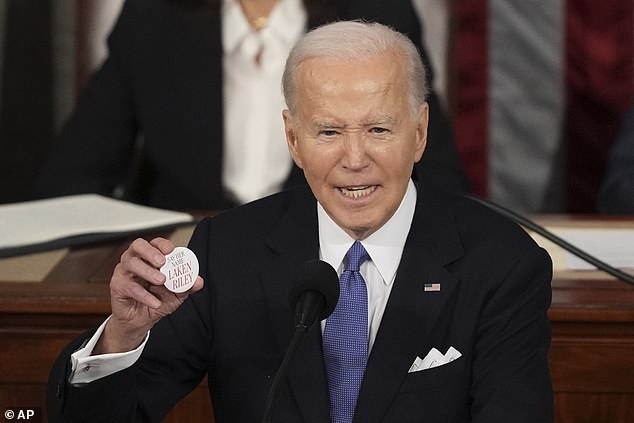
[48,21,553,422]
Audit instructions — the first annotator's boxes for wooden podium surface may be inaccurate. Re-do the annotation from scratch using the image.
[1,220,633,422]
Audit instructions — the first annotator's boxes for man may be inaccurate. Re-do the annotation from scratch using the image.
[48,21,553,422]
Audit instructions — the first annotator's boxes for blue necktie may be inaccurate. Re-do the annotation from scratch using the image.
[323,241,370,423]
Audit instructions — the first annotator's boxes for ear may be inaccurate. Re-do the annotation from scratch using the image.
[413,102,429,163]
[283,109,304,169]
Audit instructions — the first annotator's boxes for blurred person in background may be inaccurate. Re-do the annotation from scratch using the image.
[597,100,634,214]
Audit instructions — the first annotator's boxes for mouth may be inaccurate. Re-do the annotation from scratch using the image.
[337,185,377,199]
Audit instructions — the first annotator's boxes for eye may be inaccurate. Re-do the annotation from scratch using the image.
[370,127,389,135]
[320,129,339,137]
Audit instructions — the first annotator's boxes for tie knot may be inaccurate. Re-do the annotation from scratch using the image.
[344,241,369,272]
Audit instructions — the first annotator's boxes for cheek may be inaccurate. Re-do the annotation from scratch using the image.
[376,147,412,173]
[298,146,340,177]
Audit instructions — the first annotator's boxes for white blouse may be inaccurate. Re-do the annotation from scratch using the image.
[221,0,307,204]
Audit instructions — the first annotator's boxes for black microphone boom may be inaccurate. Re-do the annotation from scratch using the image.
[262,259,339,423]
[464,194,634,286]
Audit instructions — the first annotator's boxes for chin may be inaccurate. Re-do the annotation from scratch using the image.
[341,217,376,239]
[350,227,373,240]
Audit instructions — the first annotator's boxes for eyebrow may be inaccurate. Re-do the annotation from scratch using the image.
[312,116,396,130]
[364,116,396,126]
[312,120,344,130]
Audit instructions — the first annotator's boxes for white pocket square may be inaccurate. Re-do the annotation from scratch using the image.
[408,346,462,373]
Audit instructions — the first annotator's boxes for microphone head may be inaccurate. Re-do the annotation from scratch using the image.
[288,259,339,322]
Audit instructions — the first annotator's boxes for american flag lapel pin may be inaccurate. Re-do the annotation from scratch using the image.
[424,283,441,292]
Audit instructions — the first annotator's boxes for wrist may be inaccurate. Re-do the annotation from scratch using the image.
[93,319,149,355]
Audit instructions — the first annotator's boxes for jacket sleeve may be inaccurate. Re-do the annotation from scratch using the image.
[46,219,214,423]
[470,245,554,422]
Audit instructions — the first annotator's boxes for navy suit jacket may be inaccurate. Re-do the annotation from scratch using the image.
[48,182,553,422]
[33,0,469,210]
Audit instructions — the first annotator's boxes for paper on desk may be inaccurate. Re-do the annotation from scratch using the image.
[0,194,194,257]
[531,227,634,271]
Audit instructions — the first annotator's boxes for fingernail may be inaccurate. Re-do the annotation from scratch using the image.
[154,255,164,266]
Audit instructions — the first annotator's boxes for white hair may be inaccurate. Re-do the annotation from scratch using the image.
[282,20,429,117]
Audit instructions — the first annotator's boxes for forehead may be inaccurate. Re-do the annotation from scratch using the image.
[294,53,408,116]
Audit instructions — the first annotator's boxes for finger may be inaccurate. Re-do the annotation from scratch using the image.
[169,276,205,302]
[110,263,163,310]
[189,276,205,294]
[149,284,184,312]
[121,238,168,283]
[155,278,203,310]
[150,237,176,256]
[121,277,162,309]
[127,238,166,268]
[122,255,166,286]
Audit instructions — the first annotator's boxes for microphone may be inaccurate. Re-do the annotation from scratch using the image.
[464,194,634,286]
[262,260,339,423]
[288,259,340,331]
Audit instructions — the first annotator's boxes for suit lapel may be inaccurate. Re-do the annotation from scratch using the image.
[354,187,465,423]
[259,188,331,423]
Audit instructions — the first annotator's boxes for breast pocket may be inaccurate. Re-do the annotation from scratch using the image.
[399,356,467,393]
[383,357,471,422]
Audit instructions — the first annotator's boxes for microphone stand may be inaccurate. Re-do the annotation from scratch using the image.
[261,324,308,423]
[464,194,634,286]
[262,289,327,423]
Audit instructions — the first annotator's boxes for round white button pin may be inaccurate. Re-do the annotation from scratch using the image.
[160,247,199,293]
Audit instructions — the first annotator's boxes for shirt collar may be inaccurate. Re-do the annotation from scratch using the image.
[318,180,418,285]
[222,0,306,55]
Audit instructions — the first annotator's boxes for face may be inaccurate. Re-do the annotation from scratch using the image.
[283,51,428,240]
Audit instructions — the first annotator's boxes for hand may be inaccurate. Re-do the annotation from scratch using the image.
[94,237,204,354]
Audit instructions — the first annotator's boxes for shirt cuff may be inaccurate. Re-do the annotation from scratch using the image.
[69,316,150,385]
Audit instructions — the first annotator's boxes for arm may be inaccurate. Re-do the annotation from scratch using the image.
[47,235,207,423]
[470,245,553,422]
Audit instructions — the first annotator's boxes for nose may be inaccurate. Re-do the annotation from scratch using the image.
[341,132,369,170]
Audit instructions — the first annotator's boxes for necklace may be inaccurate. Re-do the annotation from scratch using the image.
[239,0,278,31]
[250,16,269,31]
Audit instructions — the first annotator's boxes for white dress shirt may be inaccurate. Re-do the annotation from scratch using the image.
[221,0,306,204]
[70,182,417,383]
[318,180,417,352]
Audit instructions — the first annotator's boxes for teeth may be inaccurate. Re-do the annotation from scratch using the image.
[340,186,376,199]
